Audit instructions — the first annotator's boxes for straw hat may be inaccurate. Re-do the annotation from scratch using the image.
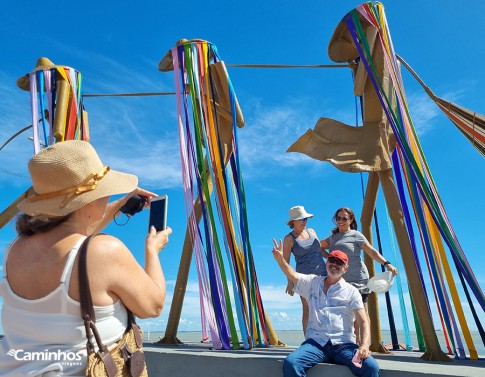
[17,57,59,91]
[18,140,138,217]
[286,205,313,225]
[366,271,395,293]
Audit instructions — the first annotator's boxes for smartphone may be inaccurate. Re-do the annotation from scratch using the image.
[352,349,362,368]
[148,195,168,231]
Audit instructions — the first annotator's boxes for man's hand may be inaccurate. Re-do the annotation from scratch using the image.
[356,344,371,359]
[272,238,299,285]
[272,238,284,261]
[285,282,295,296]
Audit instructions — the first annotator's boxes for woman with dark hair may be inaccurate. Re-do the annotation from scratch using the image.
[320,207,397,342]
[281,206,326,335]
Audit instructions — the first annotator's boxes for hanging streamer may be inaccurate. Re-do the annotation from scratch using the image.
[347,2,484,359]
[20,58,87,153]
[169,39,275,349]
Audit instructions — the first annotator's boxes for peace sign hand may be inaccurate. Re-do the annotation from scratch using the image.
[272,238,284,261]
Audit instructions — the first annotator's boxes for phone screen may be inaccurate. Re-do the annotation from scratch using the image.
[149,195,168,231]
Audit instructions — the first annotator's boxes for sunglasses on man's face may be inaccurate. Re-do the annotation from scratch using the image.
[300,218,308,222]
[336,216,349,222]
[328,257,345,266]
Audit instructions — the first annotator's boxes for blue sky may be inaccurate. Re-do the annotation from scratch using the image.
[1,0,484,339]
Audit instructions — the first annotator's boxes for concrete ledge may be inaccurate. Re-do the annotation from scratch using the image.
[144,342,485,377]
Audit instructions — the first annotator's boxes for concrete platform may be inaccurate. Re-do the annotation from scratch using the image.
[144,341,485,376]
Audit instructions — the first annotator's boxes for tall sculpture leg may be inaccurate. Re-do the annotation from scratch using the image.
[378,169,451,361]
[157,195,204,344]
[360,173,389,353]
[0,187,34,230]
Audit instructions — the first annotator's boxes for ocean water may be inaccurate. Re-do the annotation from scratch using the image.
[144,330,485,357]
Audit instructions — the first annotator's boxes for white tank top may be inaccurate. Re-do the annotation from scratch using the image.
[0,237,128,376]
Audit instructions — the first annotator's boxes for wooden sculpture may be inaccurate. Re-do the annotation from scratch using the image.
[157,39,283,347]
[288,8,450,361]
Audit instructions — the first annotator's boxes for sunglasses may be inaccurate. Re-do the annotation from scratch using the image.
[336,216,349,222]
[328,257,346,266]
[299,218,308,222]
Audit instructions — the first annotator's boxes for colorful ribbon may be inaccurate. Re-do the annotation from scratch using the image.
[27,66,86,154]
[346,2,484,359]
[170,40,271,349]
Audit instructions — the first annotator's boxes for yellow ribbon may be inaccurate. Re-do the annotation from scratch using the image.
[27,166,110,206]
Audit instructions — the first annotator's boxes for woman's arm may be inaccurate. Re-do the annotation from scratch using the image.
[319,238,330,259]
[309,228,330,259]
[362,243,398,276]
[282,235,293,265]
[92,187,157,234]
[88,229,172,318]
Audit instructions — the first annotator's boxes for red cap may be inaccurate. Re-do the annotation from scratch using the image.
[328,250,348,264]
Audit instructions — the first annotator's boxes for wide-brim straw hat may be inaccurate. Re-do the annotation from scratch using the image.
[17,57,60,91]
[286,205,314,225]
[18,140,138,217]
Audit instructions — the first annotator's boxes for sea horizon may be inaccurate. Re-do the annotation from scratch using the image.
[1,328,482,356]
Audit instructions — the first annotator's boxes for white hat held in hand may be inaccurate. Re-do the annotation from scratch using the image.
[367,271,395,293]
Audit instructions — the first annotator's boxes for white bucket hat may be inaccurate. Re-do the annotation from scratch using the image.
[286,206,313,225]
[367,271,395,293]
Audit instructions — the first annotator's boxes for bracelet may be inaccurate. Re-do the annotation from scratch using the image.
[383,261,391,266]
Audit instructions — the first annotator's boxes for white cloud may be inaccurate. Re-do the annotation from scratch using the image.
[0,73,33,187]
[272,311,289,320]
[96,139,182,189]
[239,102,320,170]
[259,284,301,310]
[405,85,472,136]
[137,276,485,337]
[405,91,441,135]
[0,48,180,191]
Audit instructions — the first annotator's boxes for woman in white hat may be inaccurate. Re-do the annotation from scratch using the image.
[0,140,171,376]
[281,205,326,335]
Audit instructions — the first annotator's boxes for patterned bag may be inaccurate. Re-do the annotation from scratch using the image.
[79,235,148,377]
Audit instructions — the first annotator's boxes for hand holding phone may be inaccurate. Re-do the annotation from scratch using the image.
[149,195,168,231]
[352,349,362,368]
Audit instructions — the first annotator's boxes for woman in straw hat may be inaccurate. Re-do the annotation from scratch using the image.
[0,140,171,376]
[280,205,326,335]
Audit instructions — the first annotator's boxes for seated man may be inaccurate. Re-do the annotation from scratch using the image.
[272,239,380,377]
